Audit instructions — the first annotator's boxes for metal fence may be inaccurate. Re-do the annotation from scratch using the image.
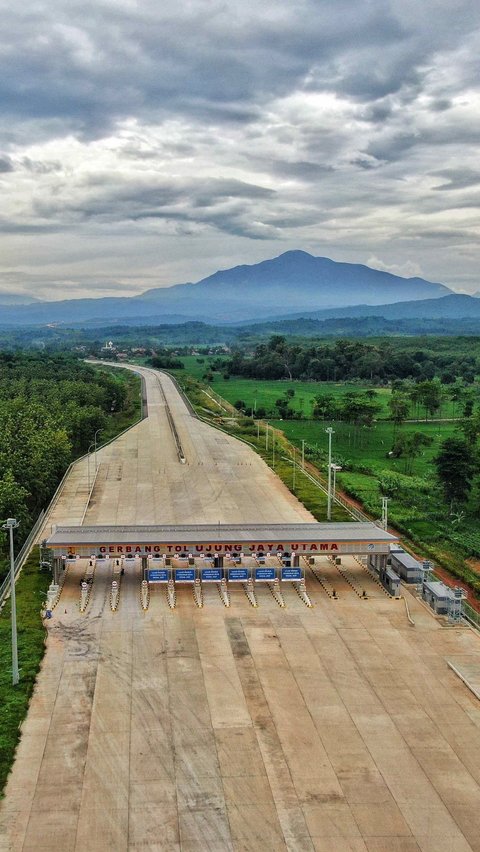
[463,600,480,631]
[281,457,369,523]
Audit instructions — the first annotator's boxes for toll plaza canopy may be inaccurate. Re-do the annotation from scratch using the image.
[47,522,397,557]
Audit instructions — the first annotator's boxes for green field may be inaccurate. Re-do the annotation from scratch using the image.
[270,419,457,478]
[214,378,392,416]
[175,358,461,420]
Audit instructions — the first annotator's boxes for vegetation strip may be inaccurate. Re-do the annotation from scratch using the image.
[0,548,49,794]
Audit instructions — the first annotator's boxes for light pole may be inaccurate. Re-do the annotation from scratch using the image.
[293,447,296,490]
[94,429,102,473]
[331,463,342,501]
[381,496,389,530]
[87,442,94,491]
[326,427,334,521]
[2,518,19,685]
[301,439,305,469]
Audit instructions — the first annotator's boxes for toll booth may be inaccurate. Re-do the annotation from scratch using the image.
[423,580,454,615]
[383,566,401,597]
[389,549,421,583]
[226,554,251,584]
[46,522,399,601]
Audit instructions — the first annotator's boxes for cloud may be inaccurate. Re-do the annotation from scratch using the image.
[366,255,424,279]
[0,0,479,297]
[432,168,480,191]
[0,155,13,172]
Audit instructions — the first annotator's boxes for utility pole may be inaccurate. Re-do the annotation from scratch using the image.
[87,442,94,492]
[293,447,296,491]
[301,439,305,469]
[333,464,342,501]
[381,496,389,530]
[272,430,275,468]
[326,427,334,521]
[265,424,269,452]
[2,518,19,685]
[94,428,102,473]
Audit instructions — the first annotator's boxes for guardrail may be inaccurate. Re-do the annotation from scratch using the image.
[0,509,45,606]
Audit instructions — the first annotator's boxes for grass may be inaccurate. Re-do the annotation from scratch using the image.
[174,359,463,420]
[0,547,50,794]
[271,419,457,478]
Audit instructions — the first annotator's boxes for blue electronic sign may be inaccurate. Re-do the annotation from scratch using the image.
[255,567,276,581]
[148,569,169,582]
[175,568,195,582]
[201,568,222,582]
[228,568,249,582]
[281,567,302,581]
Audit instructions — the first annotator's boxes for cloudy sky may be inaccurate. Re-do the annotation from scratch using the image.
[1,0,480,300]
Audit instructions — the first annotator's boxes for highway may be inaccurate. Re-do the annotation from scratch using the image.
[2,365,480,851]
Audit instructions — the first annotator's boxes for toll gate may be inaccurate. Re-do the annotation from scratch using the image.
[46,521,398,609]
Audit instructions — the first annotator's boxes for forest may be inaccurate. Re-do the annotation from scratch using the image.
[0,353,137,575]
[227,335,478,383]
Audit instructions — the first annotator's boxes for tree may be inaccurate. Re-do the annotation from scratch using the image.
[388,393,410,432]
[415,380,443,420]
[449,380,466,419]
[313,394,337,421]
[391,431,433,474]
[434,437,476,506]
[462,408,480,444]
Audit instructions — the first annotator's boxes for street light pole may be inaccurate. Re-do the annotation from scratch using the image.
[381,496,389,530]
[301,439,305,469]
[2,518,19,685]
[331,463,342,502]
[94,429,102,473]
[87,441,94,491]
[326,427,334,521]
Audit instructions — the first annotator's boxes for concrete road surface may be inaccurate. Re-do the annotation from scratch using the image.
[2,365,480,851]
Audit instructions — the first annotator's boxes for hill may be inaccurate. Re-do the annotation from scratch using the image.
[259,293,480,324]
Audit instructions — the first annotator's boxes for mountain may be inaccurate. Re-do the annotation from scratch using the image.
[0,292,41,306]
[135,251,451,318]
[0,251,453,326]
